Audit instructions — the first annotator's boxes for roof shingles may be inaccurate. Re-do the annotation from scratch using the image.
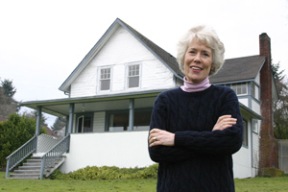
[210,55,265,84]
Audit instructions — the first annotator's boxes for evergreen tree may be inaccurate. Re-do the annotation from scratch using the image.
[51,116,67,131]
[272,63,288,139]
[1,79,16,98]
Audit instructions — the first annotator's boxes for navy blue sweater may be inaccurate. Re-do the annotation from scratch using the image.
[149,85,243,192]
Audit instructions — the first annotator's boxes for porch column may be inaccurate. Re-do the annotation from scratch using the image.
[35,106,42,136]
[67,103,75,135]
[128,99,134,131]
[65,115,69,136]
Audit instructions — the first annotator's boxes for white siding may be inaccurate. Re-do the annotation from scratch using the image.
[70,27,175,98]
[61,131,255,178]
[255,73,260,85]
[61,131,154,173]
[251,99,261,115]
[238,98,249,107]
[93,112,105,132]
[233,119,259,178]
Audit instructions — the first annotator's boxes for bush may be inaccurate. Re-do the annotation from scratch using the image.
[51,164,158,180]
[260,167,284,177]
[0,113,36,169]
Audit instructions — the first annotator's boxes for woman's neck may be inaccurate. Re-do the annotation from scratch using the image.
[180,77,211,92]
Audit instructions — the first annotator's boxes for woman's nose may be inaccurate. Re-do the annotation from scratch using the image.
[194,53,201,62]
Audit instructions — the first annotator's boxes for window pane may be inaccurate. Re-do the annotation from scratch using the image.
[101,79,110,90]
[109,109,152,132]
[100,68,110,90]
[83,116,93,132]
[241,83,247,94]
[129,76,139,88]
[242,120,248,147]
[128,65,139,88]
[129,65,139,76]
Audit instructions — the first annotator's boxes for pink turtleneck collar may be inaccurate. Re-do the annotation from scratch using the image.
[180,77,211,92]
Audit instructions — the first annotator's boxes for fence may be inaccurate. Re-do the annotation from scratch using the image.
[278,139,288,174]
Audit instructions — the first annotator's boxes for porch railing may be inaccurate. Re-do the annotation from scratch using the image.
[5,136,37,178]
[40,134,70,179]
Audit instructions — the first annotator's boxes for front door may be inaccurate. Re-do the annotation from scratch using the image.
[77,114,93,133]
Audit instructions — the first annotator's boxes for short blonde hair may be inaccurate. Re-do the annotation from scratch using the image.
[176,25,225,76]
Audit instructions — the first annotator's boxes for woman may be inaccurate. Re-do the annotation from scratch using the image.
[148,25,243,192]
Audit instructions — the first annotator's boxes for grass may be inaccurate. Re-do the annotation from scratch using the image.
[1,172,288,192]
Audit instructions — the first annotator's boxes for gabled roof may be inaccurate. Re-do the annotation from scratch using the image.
[59,18,182,93]
[210,55,265,84]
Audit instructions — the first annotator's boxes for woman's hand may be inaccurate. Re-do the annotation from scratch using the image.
[213,115,237,131]
[149,128,175,147]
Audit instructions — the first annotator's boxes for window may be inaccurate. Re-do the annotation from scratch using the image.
[230,83,248,95]
[252,119,258,133]
[100,68,111,90]
[108,109,151,131]
[251,83,260,100]
[128,64,140,88]
[77,114,93,133]
[242,119,248,147]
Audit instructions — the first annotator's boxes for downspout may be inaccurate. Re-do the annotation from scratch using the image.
[250,120,254,177]
[128,99,134,131]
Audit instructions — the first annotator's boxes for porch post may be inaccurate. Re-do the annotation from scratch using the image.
[65,115,69,136]
[128,99,134,131]
[67,103,75,135]
[35,106,42,136]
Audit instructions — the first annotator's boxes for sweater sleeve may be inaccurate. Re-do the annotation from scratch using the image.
[148,93,196,163]
[174,89,243,155]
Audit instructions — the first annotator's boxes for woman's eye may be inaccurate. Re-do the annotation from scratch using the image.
[203,52,210,57]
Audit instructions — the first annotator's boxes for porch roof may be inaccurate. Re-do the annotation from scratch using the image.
[239,103,262,120]
[21,89,262,120]
[20,89,164,117]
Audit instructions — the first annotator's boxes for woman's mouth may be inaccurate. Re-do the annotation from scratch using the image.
[190,66,202,73]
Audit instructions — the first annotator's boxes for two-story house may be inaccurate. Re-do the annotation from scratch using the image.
[6,18,277,179]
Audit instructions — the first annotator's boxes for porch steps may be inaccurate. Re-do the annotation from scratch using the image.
[9,156,65,179]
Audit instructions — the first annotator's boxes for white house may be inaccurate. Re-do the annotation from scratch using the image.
[6,18,277,179]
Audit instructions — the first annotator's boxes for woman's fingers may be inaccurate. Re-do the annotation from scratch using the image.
[213,115,237,131]
[149,128,175,147]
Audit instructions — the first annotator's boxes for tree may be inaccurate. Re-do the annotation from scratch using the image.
[0,87,18,121]
[0,113,36,169]
[272,63,288,139]
[51,116,67,131]
[1,79,16,98]
[25,110,48,128]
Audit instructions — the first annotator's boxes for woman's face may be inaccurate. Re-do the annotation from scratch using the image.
[183,39,213,83]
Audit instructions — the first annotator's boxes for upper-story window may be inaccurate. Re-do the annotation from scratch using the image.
[100,68,111,91]
[231,83,248,95]
[128,64,140,88]
[251,83,260,100]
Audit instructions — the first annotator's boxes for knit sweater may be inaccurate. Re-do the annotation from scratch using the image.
[149,85,243,192]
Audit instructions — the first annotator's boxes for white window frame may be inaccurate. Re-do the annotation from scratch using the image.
[126,63,141,89]
[98,67,112,92]
[231,83,248,96]
[242,119,249,148]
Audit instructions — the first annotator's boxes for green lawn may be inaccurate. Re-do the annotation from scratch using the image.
[1,172,288,192]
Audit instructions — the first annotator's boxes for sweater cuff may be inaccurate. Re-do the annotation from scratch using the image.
[174,132,189,146]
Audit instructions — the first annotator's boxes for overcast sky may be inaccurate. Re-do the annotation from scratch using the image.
[1,0,288,125]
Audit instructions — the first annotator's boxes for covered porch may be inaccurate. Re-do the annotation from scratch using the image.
[23,90,163,136]
[5,90,162,179]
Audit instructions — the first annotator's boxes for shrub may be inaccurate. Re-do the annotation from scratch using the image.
[51,164,158,180]
[260,167,284,177]
[0,113,36,169]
